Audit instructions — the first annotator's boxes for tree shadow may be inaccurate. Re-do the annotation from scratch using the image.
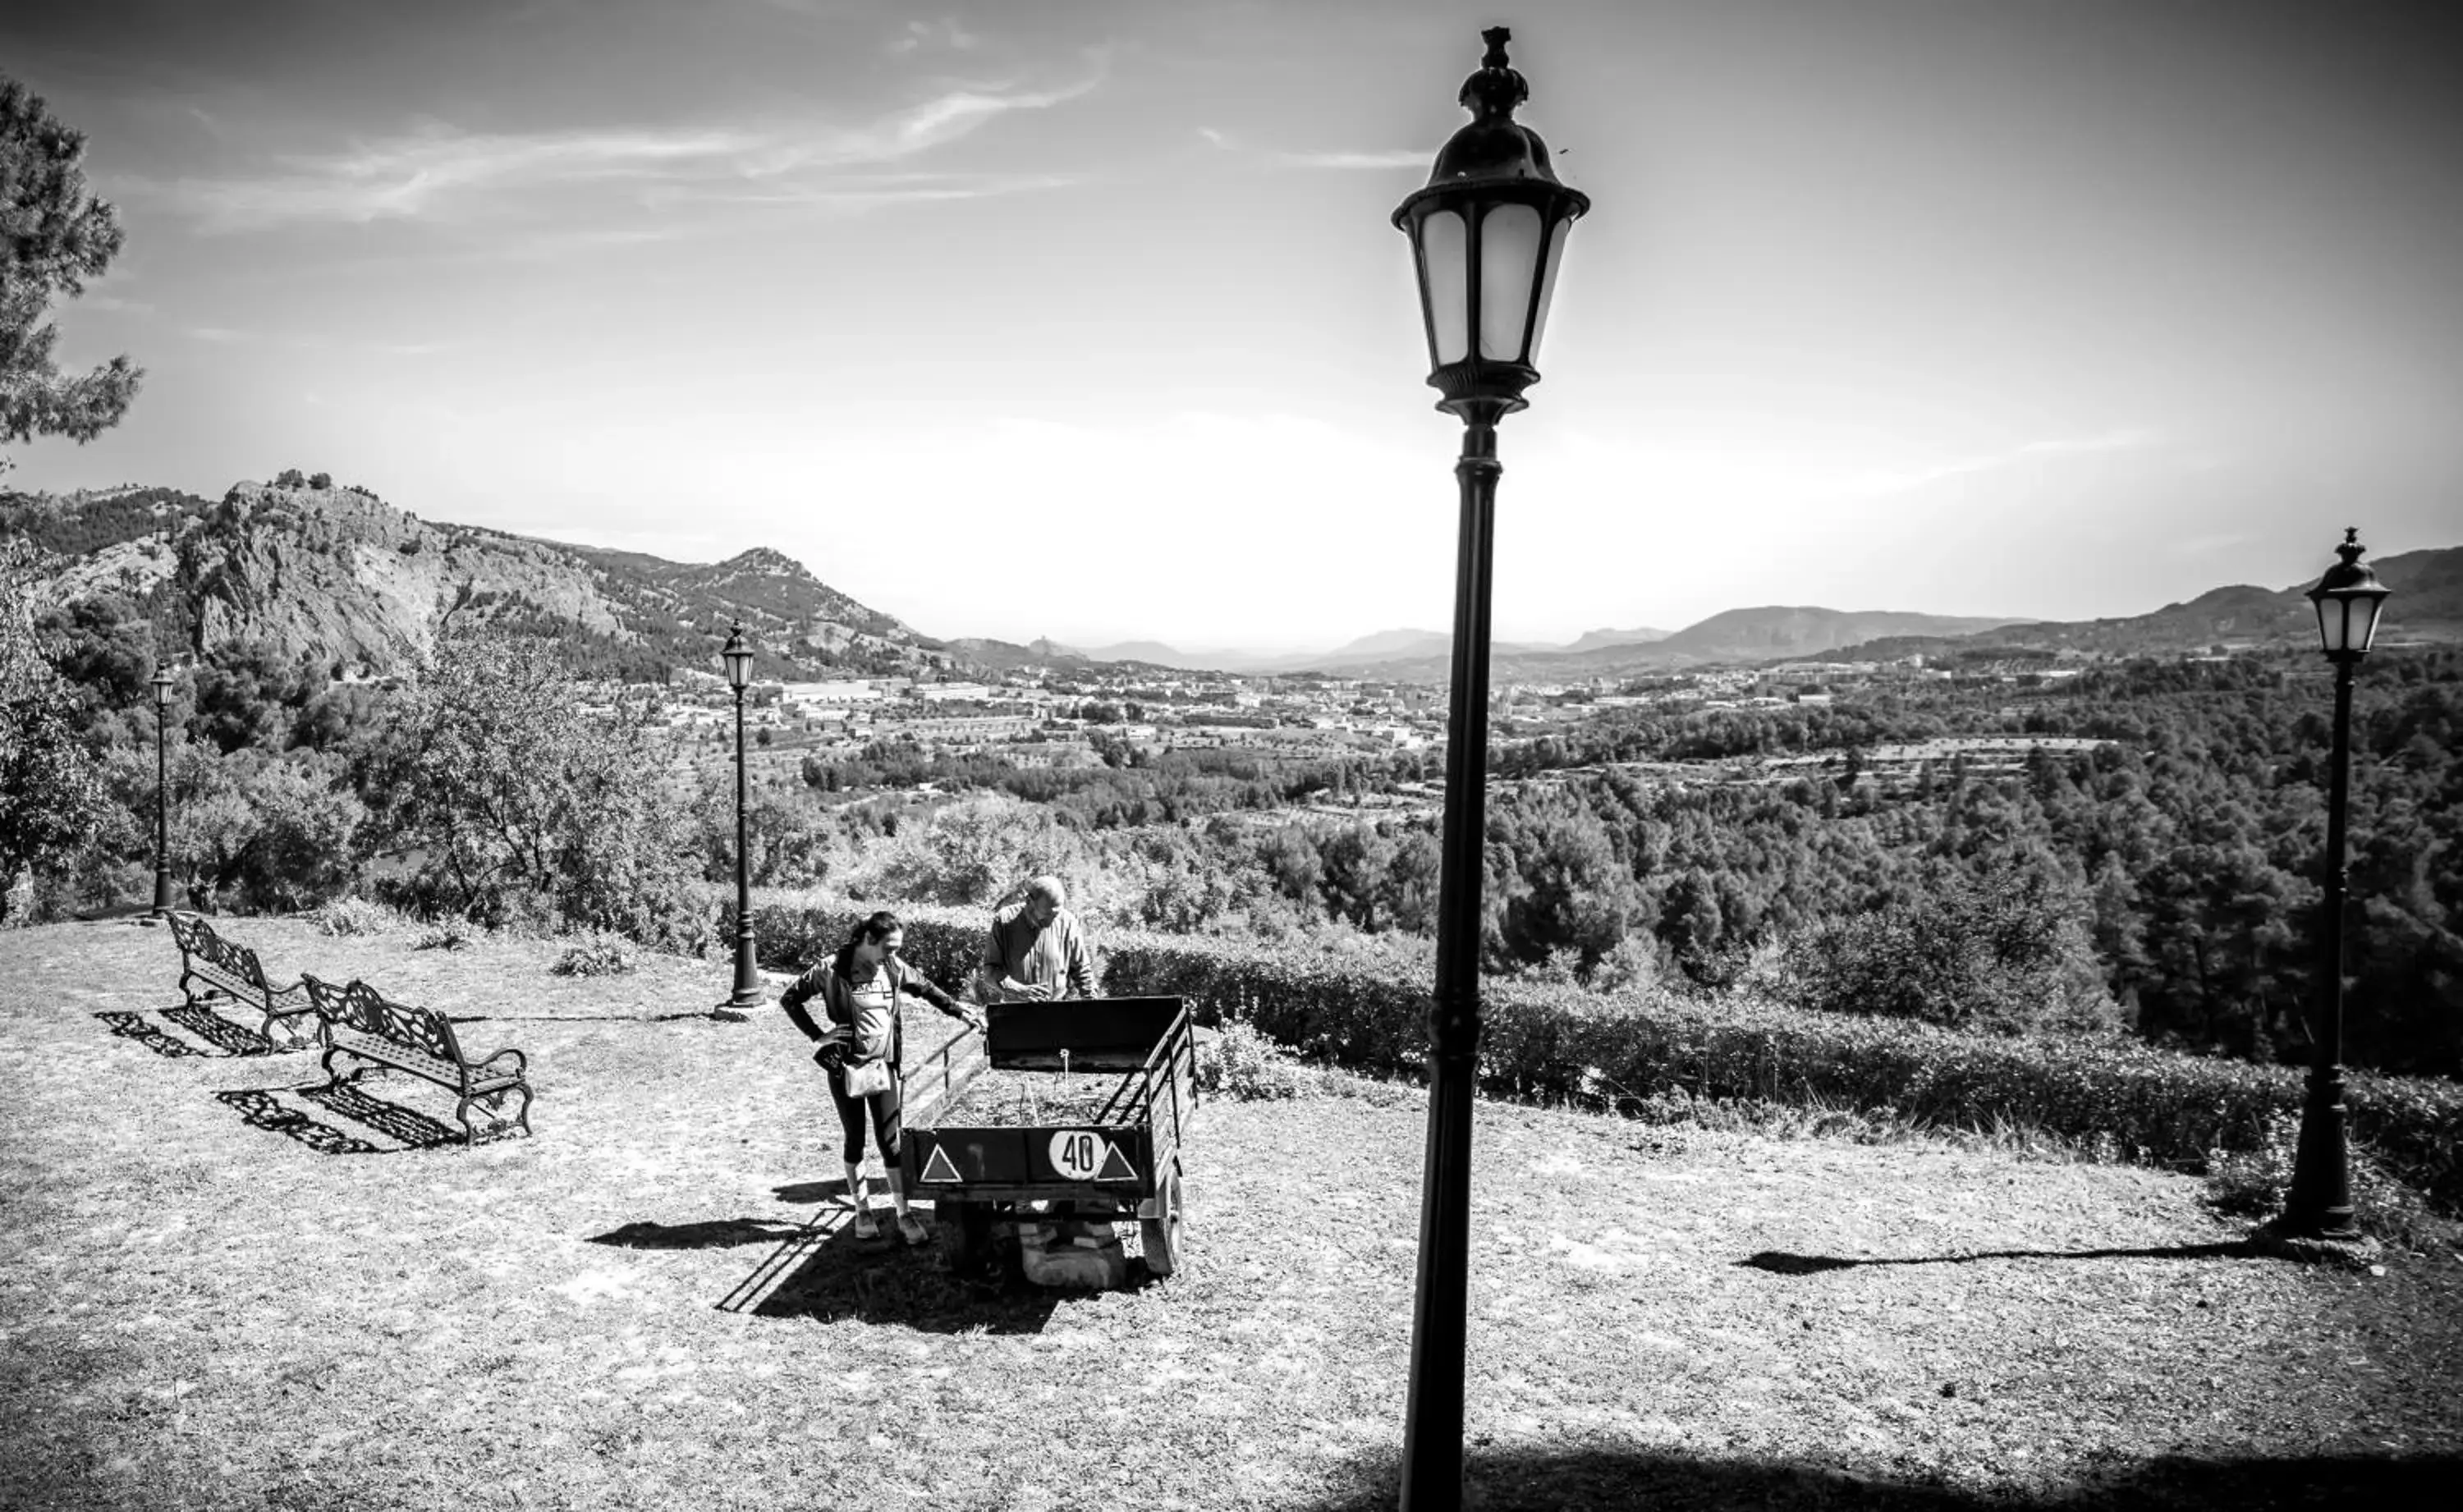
[719,1204,1065,1335]
[211,1088,382,1156]
[1737,1243,2252,1276]
[1304,1444,2463,1510]
[588,1217,812,1251]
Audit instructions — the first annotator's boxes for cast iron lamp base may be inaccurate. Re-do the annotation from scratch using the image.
[2245,1219,2383,1270]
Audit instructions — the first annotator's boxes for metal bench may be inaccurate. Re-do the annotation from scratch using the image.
[167,911,317,1049]
[302,975,534,1145]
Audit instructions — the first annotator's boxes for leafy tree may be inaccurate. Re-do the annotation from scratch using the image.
[167,745,365,914]
[363,628,704,949]
[0,547,109,918]
[190,638,307,754]
[2,76,141,475]
[1779,864,2120,1035]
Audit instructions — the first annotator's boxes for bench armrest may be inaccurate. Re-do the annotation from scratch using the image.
[475,1047,528,1079]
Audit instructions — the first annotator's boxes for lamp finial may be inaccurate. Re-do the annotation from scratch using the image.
[1460,25,1530,118]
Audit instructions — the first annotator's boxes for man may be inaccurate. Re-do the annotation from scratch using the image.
[974,875,1096,1003]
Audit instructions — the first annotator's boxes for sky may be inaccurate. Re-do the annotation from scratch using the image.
[6,0,2460,653]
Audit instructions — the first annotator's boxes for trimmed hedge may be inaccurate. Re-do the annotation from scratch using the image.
[730,896,2463,1212]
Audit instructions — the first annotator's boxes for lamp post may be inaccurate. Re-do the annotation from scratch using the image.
[149,663,177,919]
[2273,528,2392,1244]
[718,622,761,1019]
[1391,28,1589,1510]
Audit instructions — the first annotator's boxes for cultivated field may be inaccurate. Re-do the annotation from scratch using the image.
[2,917,2456,1510]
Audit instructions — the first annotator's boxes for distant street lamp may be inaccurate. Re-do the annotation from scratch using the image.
[149,663,177,919]
[2274,528,2393,1244]
[1391,27,1589,1510]
[718,622,761,1019]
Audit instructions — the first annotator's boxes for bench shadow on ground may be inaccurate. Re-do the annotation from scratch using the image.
[1737,1242,2250,1276]
[97,1004,296,1060]
[209,1076,476,1155]
[1305,1446,2463,1511]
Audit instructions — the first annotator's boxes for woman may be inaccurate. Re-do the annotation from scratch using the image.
[778,911,985,1244]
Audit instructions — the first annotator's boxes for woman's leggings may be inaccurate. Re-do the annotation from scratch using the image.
[828,1066,901,1166]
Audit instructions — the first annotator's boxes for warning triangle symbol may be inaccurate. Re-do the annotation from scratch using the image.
[1095,1143,1137,1183]
[920,1143,962,1184]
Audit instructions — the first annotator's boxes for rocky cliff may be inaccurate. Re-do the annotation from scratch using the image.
[1,481,954,681]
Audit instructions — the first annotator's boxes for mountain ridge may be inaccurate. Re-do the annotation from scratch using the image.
[9,479,2458,681]
[1,481,953,683]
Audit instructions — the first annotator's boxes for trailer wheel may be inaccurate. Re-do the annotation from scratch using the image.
[1140,1167,1184,1279]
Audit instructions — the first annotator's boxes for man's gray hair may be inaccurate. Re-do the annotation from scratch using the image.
[1024,875,1067,905]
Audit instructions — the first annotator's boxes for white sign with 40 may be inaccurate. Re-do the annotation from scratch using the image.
[1048,1129,1111,1181]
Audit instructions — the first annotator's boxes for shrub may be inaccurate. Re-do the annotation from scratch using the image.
[552,934,636,977]
[310,895,397,937]
[739,896,2463,1214]
[1194,1015,1306,1102]
[412,919,471,951]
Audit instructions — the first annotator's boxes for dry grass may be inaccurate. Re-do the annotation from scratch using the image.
[2,914,2459,1511]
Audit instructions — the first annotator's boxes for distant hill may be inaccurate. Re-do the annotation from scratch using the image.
[1828,546,2463,662]
[1562,625,1671,653]
[1075,639,1193,667]
[1,482,958,682]
[1640,607,2020,665]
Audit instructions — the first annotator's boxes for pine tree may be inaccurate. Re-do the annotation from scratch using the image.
[2,75,142,474]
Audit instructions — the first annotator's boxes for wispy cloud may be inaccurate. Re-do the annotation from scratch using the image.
[639,170,1082,213]
[126,66,1105,233]
[888,16,982,55]
[1277,149,1430,171]
[1851,428,2158,497]
[1195,126,1235,150]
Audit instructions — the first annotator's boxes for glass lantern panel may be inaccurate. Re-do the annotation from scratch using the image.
[2313,596,2344,655]
[1525,216,1570,365]
[2354,594,2386,653]
[1476,203,1544,361]
[1420,208,1470,366]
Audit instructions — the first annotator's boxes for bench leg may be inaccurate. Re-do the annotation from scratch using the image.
[321,1043,365,1088]
[458,1084,534,1143]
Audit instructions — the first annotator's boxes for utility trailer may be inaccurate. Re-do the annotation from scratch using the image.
[899,995,1197,1277]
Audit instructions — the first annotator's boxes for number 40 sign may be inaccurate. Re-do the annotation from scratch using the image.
[1048,1129,1132,1182]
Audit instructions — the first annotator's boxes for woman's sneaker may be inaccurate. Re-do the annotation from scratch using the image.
[897,1212,931,1247]
[851,1208,881,1240]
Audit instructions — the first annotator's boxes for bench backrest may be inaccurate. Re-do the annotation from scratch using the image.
[329,978,469,1065]
[169,912,268,992]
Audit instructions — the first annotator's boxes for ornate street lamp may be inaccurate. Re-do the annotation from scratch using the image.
[717,622,761,1019]
[2273,529,2392,1246]
[1392,26,1589,1510]
[149,663,177,919]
